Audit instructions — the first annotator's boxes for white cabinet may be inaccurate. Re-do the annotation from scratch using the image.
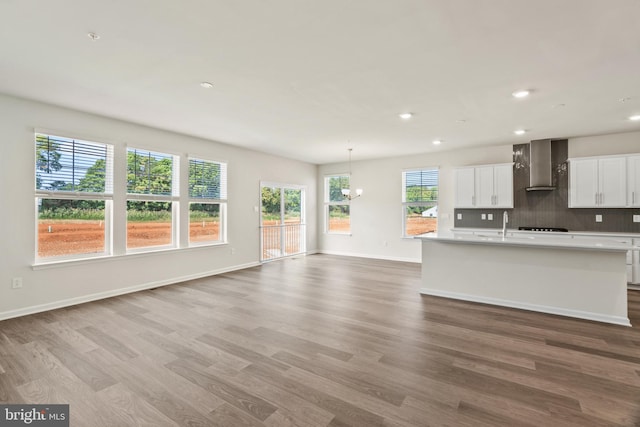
[492,164,514,208]
[454,167,476,208]
[454,163,513,208]
[628,155,640,207]
[569,156,627,208]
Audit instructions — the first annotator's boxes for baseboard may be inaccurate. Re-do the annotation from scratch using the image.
[420,288,632,327]
[319,250,420,264]
[0,261,261,322]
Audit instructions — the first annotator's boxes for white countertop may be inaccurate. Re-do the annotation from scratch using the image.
[416,231,637,252]
[452,227,640,239]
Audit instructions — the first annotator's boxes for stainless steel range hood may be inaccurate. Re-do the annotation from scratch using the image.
[526,139,555,191]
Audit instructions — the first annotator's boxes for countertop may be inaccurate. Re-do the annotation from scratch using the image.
[416,231,638,252]
[451,227,640,239]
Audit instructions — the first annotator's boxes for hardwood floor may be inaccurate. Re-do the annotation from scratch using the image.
[1,254,640,426]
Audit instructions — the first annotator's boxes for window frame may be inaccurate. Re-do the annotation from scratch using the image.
[187,157,228,247]
[401,167,439,238]
[125,147,180,252]
[324,174,351,235]
[34,132,114,262]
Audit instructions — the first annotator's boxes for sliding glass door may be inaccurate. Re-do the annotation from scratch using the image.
[260,183,305,261]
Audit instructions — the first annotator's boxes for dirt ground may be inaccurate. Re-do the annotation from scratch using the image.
[328,216,437,235]
[38,216,436,258]
[38,220,220,257]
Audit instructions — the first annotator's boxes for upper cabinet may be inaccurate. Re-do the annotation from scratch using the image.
[568,155,627,208]
[454,163,513,208]
[629,155,640,207]
[454,167,476,208]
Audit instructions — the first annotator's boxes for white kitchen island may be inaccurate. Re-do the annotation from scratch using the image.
[417,232,635,326]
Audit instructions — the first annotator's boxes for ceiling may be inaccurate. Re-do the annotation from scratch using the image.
[1,0,639,164]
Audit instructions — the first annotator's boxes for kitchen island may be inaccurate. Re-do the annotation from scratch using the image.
[417,231,635,326]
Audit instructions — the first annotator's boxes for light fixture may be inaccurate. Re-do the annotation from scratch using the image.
[432,139,442,145]
[629,115,640,121]
[200,82,214,89]
[87,32,100,41]
[512,90,530,98]
[341,148,363,200]
[399,112,413,120]
[514,129,526,135]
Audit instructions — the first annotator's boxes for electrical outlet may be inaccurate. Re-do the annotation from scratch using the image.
[383,241,388,247]
[634,215,640,223]
[595,214,603,223]
[11,277,23,289]
[231,248,237,255]
[457,213,462,220]
[481,214,486,220]
[487,214,493,221]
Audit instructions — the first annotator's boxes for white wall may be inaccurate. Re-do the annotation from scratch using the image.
[0,94,317,319]
[318,144,512,262]
[569,130,640,158]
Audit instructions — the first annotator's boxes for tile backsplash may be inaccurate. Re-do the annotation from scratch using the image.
[454,140,640,233]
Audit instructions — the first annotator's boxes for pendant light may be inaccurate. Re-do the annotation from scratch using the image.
[341,148,363,200]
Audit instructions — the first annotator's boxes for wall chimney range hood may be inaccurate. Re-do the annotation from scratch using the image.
[526,139,556,191]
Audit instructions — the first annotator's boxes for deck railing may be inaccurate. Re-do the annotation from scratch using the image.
[260,223,305,261]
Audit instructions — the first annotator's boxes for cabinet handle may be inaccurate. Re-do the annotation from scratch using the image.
[472,195,475,206]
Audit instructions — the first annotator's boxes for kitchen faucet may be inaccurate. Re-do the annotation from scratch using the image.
[502,211,508,237]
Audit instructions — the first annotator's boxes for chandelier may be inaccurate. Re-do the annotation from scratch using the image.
[341,148,363,200]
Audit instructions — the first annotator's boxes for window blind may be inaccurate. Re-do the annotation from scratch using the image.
[403,169,438,202]
[127,148,175,195]
[188,158,227,199]
[36,133,113,193]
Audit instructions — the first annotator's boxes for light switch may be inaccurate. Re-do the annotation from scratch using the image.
[481,214,486,220]
[487,214,493,221]
[457,213,462,220]
[595,214,603,223]
[633,215,640,223]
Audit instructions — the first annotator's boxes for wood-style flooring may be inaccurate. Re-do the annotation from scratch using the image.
[1,254,640,426]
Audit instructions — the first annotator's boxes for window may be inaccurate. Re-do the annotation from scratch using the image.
[35,133,113,259]
[324,175,350,234]
[126,148,178,250]
[188,158,227,245]
[402,168,438,237]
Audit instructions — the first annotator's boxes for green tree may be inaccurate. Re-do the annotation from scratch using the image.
[127,151,173,195]
[189,161,221,198]
[77,159,106,192]
[35,134,63,189]
[261,187,281,216]
[328,176,348,202]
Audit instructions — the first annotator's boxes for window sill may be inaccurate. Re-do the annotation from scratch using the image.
[326,232,352,236]
[32,242,229,270]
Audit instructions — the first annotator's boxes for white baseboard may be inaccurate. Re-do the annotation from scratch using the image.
[0,261,260,322]
[420,288,632,327]
[319,250,420,264]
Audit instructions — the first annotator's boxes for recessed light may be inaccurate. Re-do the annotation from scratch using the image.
[399,113,413,120]
[432,140,442,145]
[514,129,526,135]
[629,115,640,121]
[200,82,214,89]
[512,90,530,98]
[87,32,100,41]
[620,97,632,103]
